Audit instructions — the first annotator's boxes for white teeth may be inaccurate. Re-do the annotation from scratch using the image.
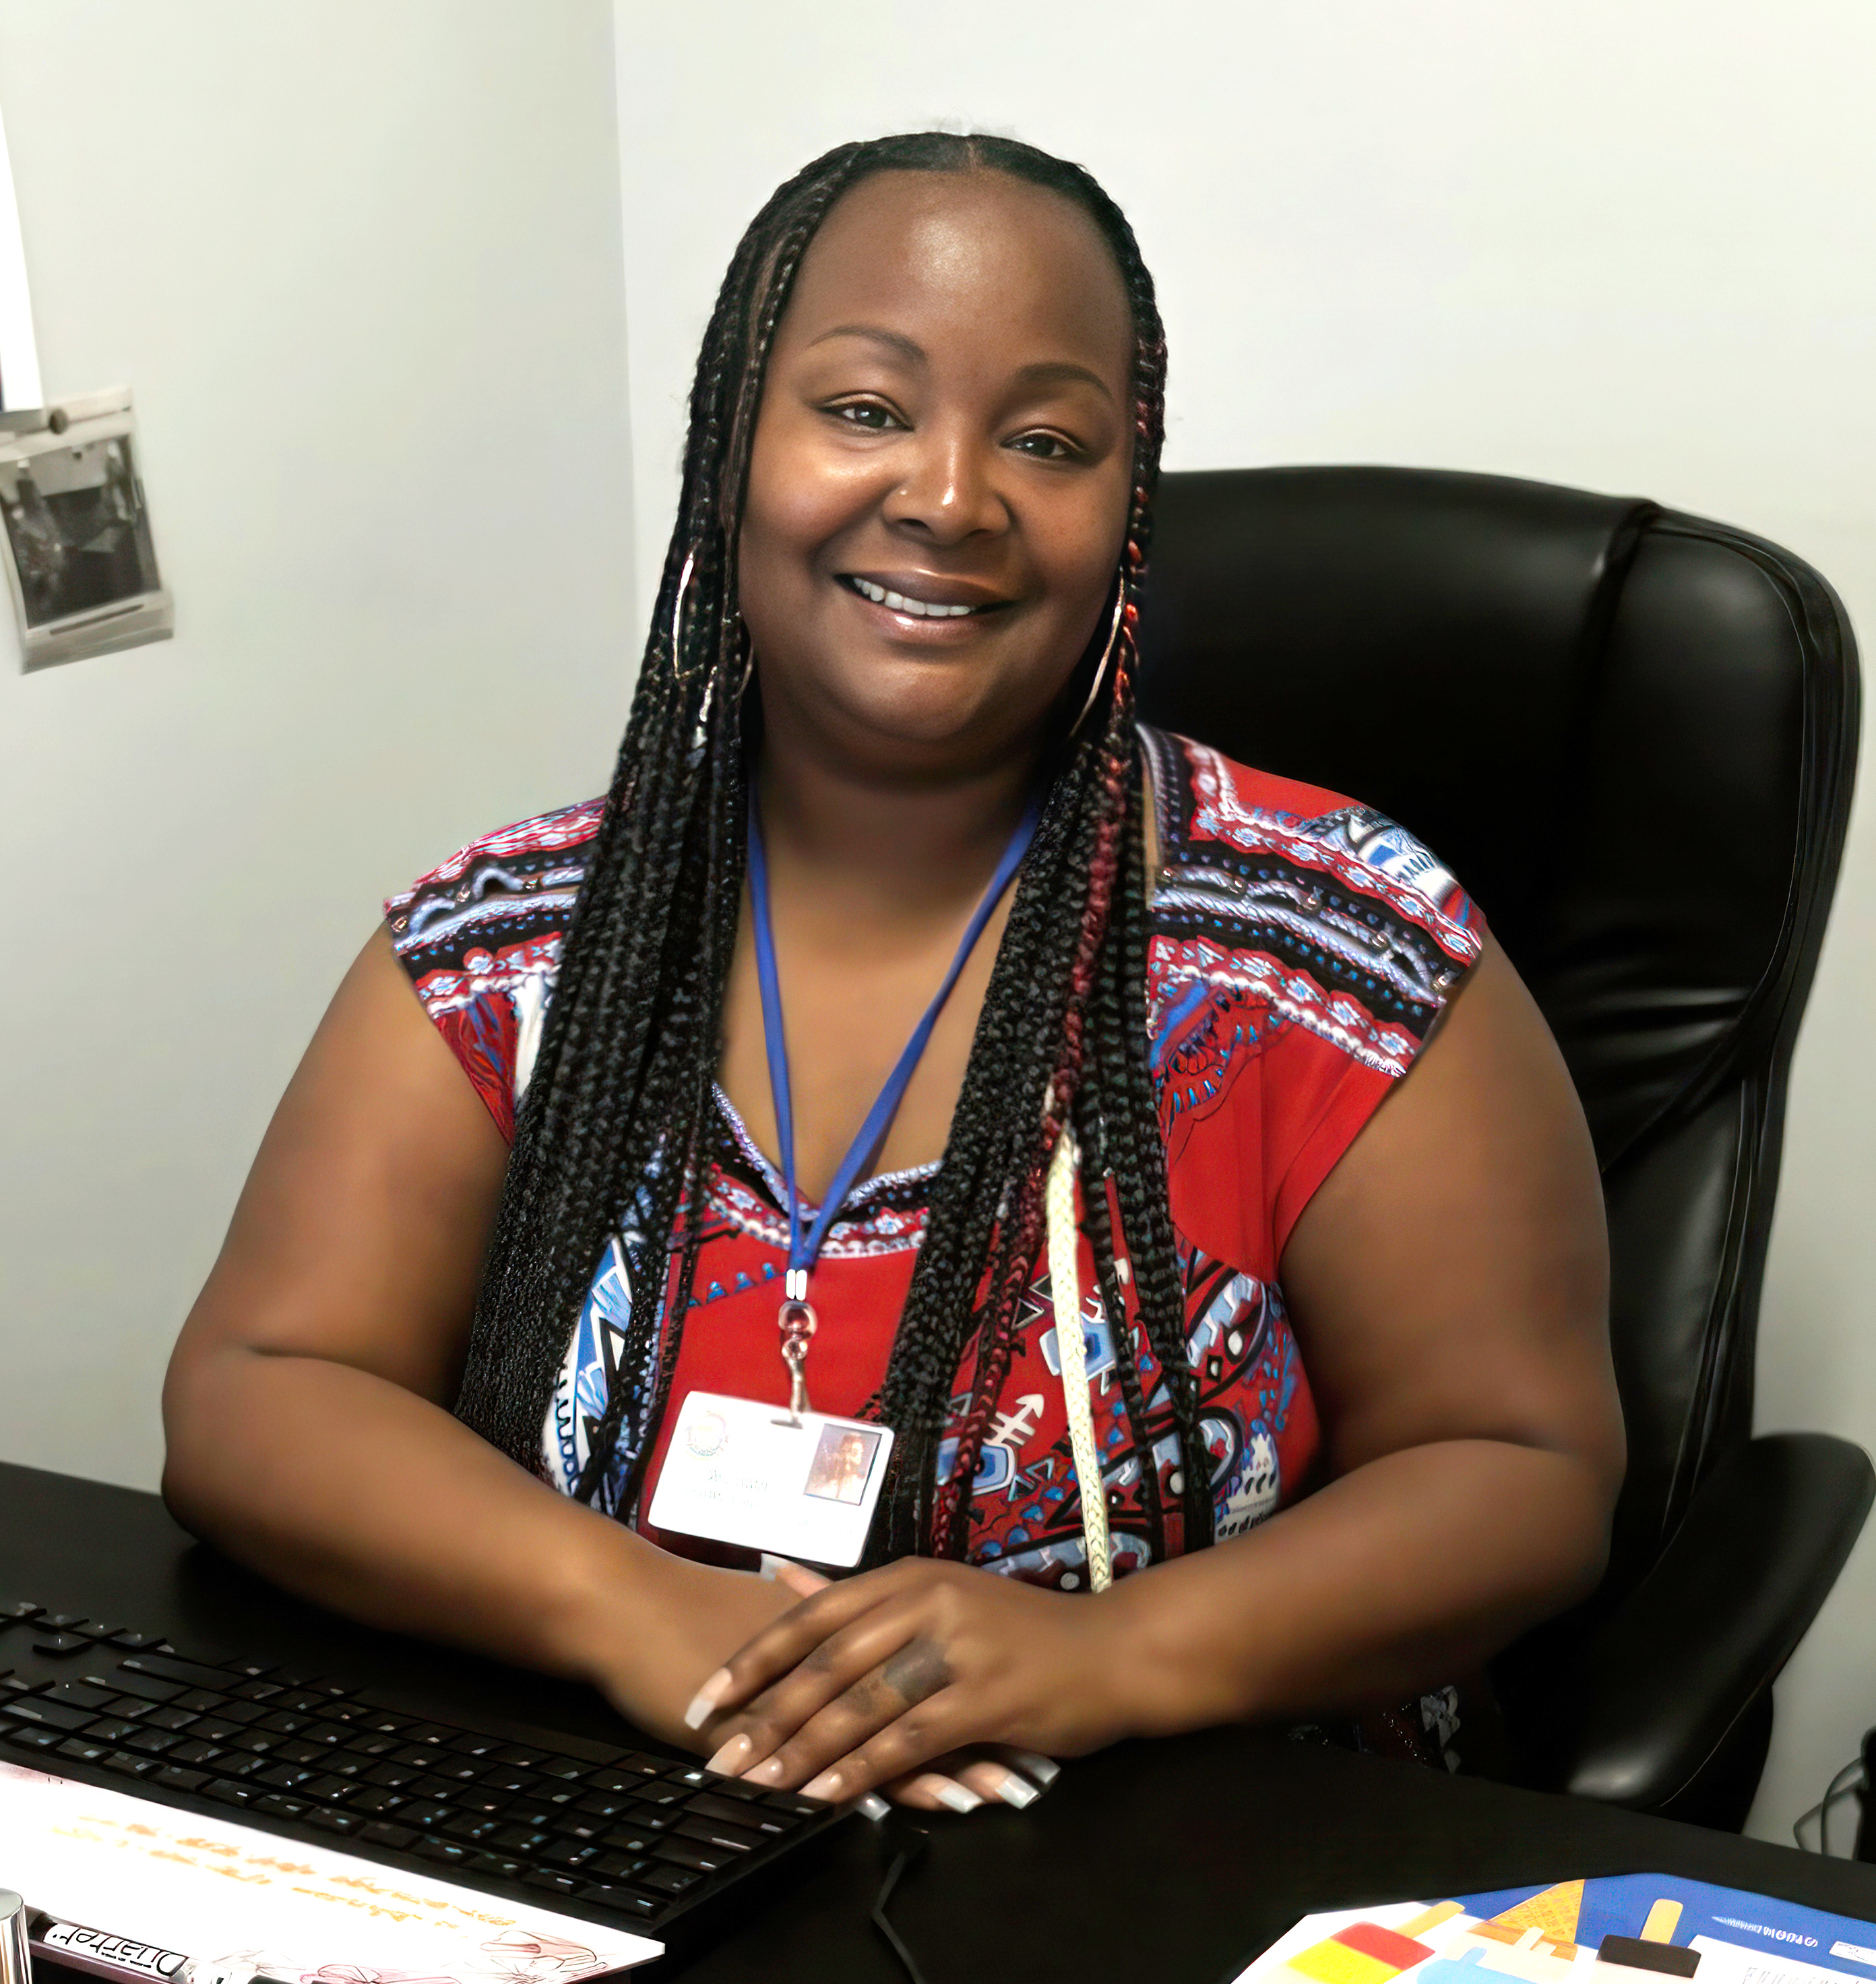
[850,576,974,617]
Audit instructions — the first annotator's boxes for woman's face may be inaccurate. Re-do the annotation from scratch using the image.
[738,169,1135,780]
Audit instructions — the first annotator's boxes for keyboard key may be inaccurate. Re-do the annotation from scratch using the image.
[632,1782,686,1807]
[391,1742,439,1770]
[7,1727,67,1750]
[305,1809,362,1834]
[757,1789,825,1819]
[424,1754,484,1782]
[30,1635,88,1656]
[175,1690,227,1713]
[493,1745,546,1768]
[257,1711,312,1736]
[225,1730,282,1756]
[600,1826,658,1856]
[654,1837,735,1873]
[0,1602,42,1621]
[489,1824,553,1854]
[662,1765,712,1789]
[359,1822,417,1850]
[222,1661,278,1679]
[441,1815,505,1844]
[7,1699,100,1732]
[676,1813,762,1853]
[154,1766,209,1793]
[274,1740,327,1767]
[105,1632,166,1650]
[524,1871,582,1896]
[254,1794,309,1820]
[72,1623,125,1641]
[119,1654,232,1693]
[278,1692,329,1714]
[699,1776,772,1803]
[212,1699,270,1726]
[467,1852,526,1880]
[230,1680,285,1704]
[46,1681,119,1712]
[55,1737,113,1762]
[476,1768,538,1796]
[454,1788,510,1816]
[575,1884,661,1919]
[208,1777,259,1803]
[406,1722,459,1746]
[364,1760,424,1789]
[400,1801,451,1832]
[127,1729,185,1756]
[621,1802,675,1831]
[573,1791,635,1820]
[348,1787,408,1815]
[86,1718,143,1744]
[689,1791,786,1833]
[256,1764,321,1792]
[105,1669,188,1705]
[43,1613,87,1630]
[612,1754,670,1779]
[303,1774,354,1802]
[587,1850,648,1880]
[533,1756,586,1782]
[502,1800,557,1829]
[639,1864,703,1895]
[142,1706,200,1732]
[415,1838,474,1867]
[541,1842,600,1871]
[446,1731,503,1758]
[103,1749,158,1775]
[167,1741,225,1767]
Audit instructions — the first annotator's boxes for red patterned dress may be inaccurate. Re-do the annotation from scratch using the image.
[385,728,1483,1595]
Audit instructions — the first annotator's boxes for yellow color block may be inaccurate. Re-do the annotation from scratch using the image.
[1288,1941,1402,1984]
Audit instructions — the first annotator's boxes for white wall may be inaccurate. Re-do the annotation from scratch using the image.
[608,0,1876,1846]
[0,3,633,1482]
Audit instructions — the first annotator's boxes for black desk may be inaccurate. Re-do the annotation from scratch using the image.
[4,1458,1874,1983]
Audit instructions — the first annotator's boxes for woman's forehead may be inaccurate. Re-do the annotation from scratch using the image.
[776,168,1133,386]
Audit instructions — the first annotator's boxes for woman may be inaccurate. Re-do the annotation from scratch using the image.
[163,133,1623,1816]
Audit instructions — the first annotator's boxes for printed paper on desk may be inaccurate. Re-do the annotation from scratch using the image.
[0,1762,660,1981]
[648,1390,894,1567]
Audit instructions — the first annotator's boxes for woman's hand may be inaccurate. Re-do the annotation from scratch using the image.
[570,1549,815,1751]
[680,1557,1137,1808]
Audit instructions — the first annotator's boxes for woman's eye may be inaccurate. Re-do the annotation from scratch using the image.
[827,401,902,431]
[1009,431,1081,462]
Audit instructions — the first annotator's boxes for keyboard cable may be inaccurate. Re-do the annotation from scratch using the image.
[870,1810,931,1984]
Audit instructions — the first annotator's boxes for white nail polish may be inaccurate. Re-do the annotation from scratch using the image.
[929,1777,982,1814]
[682,1667,732,1731]
[858,1793,891,1822]
[1010,1749,1060,1786]
[995,1771,1039,1808]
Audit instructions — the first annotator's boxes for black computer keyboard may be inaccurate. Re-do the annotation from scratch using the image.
[0,1599,840,1944]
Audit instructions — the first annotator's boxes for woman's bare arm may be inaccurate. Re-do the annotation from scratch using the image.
[162,931,799,1743]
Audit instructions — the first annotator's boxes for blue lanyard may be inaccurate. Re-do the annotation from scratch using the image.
[747,795,1040,1297]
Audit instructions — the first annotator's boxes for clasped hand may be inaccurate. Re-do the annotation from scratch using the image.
[685,1557,1135,1811]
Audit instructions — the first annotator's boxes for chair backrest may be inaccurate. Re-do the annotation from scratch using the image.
[1134,466,1859,1607]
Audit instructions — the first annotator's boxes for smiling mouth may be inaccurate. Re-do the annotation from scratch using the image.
[838,575,1005,619]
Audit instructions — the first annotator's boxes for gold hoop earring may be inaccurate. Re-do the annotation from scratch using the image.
[1067,576,1127,737]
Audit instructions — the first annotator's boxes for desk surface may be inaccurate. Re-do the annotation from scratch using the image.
[2,1458,1873,1984]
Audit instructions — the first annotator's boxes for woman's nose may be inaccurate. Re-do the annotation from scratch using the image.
[879,427,1007,544]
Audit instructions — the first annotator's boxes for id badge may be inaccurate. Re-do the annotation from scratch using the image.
[647,1390,894,1569]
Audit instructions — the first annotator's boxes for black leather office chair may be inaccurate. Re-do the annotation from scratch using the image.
[1134,465,1873,1832]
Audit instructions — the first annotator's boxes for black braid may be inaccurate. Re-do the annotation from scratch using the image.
[454,131,1214,1570]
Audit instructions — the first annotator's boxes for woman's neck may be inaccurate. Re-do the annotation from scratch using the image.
[753,729,1040,920]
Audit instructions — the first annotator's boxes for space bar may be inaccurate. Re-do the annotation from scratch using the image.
[352,1685,640,1766]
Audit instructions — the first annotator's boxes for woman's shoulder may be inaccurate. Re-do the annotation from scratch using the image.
[382,796,605,1136]
[1140,724,1485,1079]
[385,796,604,970]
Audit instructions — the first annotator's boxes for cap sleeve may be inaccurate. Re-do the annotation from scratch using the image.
[1145,731,1485,1275]
[383,797,603,1140]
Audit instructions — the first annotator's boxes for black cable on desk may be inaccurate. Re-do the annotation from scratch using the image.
[870,1812,931,1984]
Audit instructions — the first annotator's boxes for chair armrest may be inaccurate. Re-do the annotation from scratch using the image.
[1563,1431,1873,1810]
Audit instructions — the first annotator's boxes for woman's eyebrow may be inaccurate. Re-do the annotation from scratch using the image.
[803,326,1117,403]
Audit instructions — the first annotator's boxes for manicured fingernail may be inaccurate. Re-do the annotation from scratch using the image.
[990,1768,1038,1808]
[857,1793,891,1822]
[743,1756,788,1785]
[911,1774,982,1813]
[704,1733,753,1775]
[682,1668,732,1731]
[799,1768,843,1801]
[1011,1749,1060,1785]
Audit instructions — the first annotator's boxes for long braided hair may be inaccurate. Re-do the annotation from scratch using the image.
[454,132,1214,1570]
